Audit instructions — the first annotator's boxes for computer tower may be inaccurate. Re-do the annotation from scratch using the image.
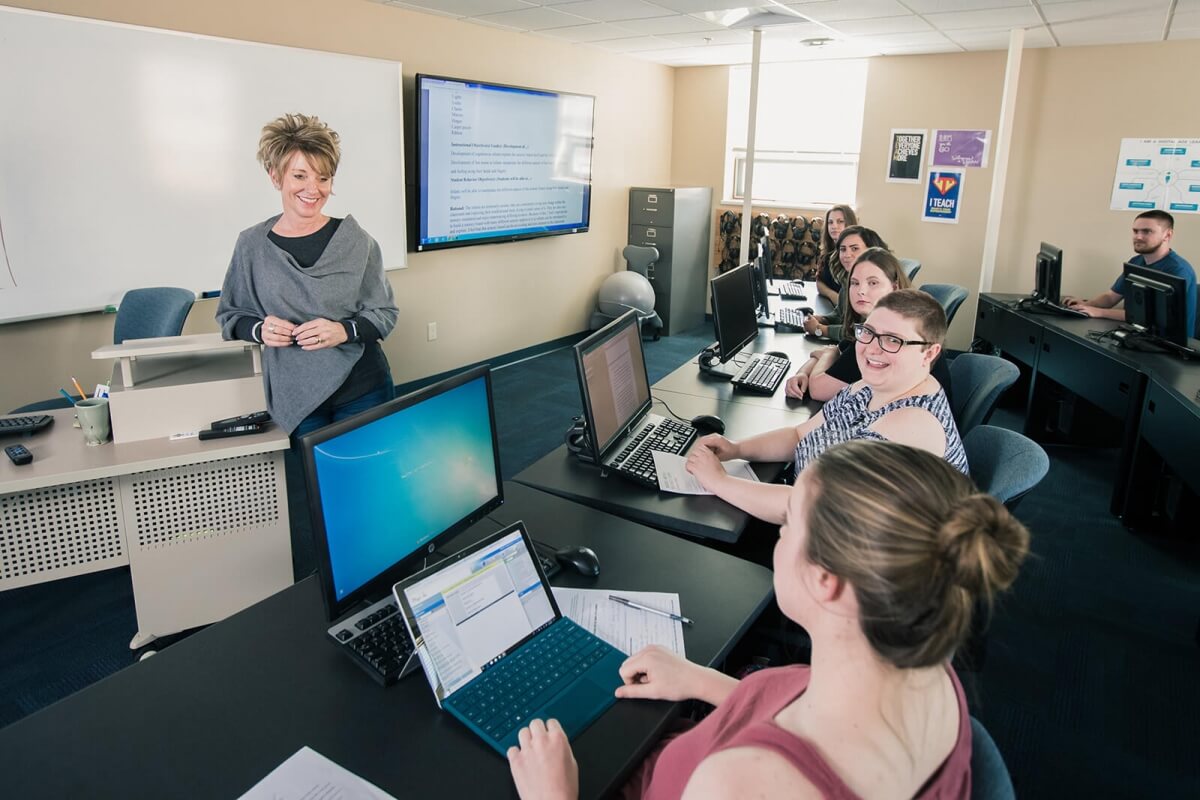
[628,187,713,336]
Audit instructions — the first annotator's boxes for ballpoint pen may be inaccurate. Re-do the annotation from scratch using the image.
[59,388,76,404]
[609,594,693,626]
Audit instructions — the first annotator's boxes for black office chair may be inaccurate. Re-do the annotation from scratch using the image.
[950,353,1020,436]
[9,287,195,414]
[970,717,1016,800]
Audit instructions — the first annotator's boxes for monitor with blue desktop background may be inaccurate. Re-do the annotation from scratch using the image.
[1123,261,1191,347]
[299,366,504,621]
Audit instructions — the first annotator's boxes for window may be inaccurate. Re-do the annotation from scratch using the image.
[725,60,868,207]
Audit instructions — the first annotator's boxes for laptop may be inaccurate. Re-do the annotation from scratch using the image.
[573,310,698,489]
[394,521,625,755]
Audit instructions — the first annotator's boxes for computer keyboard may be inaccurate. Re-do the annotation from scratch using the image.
[342,602,415,686]
[608,417,696,489]
[732,353,791,395]
[775,307,808,329]
[452,620,609,740]
[0,415,54,436]
[776,281,806,300]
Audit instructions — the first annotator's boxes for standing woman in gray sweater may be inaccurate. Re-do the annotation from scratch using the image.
[217,114,398,438]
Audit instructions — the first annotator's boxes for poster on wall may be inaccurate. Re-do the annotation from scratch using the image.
[887,129,926,183]
[922,167,965,224]
[930,129,990,168]
[1109,138,1200,214]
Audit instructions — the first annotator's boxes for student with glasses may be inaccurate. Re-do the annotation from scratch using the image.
[682,289,967,525]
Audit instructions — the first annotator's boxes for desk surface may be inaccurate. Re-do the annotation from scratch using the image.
[0,482,774,800]
[0,406,289,494]
[516,390,803,543]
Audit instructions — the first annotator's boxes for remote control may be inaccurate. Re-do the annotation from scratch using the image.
[5,444,33,466]
[210,410,271,430]
[199,423,263,441]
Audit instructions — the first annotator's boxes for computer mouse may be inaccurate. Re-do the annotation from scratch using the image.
[690,414,726,436]
[799,306,815,315]
[555,545,600,577]
[765,351,789,359]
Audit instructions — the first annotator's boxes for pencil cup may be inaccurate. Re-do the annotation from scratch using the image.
[76,398,111,446]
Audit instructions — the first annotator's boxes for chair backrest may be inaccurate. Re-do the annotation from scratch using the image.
[920,283,970,326]
[970,717,1016,800]
[112,287,195,344]
[899,257,921,281]
[962,425,1049,506]
[622,245,659,279]
[950,353,1019,435]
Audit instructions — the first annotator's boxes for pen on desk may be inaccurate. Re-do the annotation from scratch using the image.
[70,377,87,401]
[59,388,76,404]
[609,595,693,626]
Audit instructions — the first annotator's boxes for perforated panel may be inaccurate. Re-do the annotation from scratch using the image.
[128,454,281,550]
[0,479,126,584]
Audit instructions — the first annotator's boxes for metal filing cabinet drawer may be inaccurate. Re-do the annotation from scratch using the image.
[629,189,675,227]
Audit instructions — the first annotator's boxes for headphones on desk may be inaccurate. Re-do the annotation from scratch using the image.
[564,416,596,463]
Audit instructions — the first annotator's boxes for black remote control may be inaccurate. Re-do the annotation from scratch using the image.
[210,411,271,430]
[199,423,263,441]
[5,444,33,466]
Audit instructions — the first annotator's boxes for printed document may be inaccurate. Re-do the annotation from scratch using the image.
[553,587,685,658]
[239,746,396,800]
[651,452,758,495]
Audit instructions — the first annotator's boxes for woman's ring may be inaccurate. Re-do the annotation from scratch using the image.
[318,337,324,344]
[269,324,275,334]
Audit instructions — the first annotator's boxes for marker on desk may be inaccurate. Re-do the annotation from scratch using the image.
[609,595,693,626]
[70,377,87,401]
[59,388,76,404]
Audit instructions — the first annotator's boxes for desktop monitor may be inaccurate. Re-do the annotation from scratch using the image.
[711,263,759,363]
[1123,261,1190,347]
[1032,242,1064,304]
[750,260,772,319]
[299,365,504,621]
[573,309,653,462]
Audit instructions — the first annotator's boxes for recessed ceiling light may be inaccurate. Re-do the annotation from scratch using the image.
[801,37,836,47]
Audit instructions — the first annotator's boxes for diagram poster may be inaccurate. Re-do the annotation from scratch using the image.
[887,129,926,183]
[922,168,964,224]
[1109,138,1200,214]
[930,129,990,168]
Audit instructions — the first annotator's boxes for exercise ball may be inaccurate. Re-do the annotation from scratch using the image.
[597,271,656,318]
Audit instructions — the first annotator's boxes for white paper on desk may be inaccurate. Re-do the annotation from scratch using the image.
[238,746,397,800]
[553,587,685,659]
[651,452,759,495]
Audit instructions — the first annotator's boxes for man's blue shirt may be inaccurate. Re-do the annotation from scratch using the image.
[1112,249,1197,337]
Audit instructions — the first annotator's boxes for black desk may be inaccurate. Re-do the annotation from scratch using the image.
[0,483,774,800]
[975,293,1200,529]
[515,391,806,543]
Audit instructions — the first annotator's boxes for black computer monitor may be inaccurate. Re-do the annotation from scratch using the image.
[299,365,504,621]
[1033,242,1064,304]
[750,260,772,320]
[711,263,759,363]
[1123,261,1190,347]
[573,309,653,462]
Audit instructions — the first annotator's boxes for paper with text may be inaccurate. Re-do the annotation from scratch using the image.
[553,587,685,658]
[651,452,759,495]
[238,746,396,800]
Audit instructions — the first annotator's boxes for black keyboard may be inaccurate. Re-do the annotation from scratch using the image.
[334,600,415,686]
[607,417,696,488]
[776,307,808,328]
[732,353,791,395]
[451,621,609,740]
[0,415,53,436]
[777,281,806,300]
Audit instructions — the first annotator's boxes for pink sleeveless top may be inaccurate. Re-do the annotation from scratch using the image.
[631,664,972,800]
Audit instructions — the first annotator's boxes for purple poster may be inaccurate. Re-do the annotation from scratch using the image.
[931,129,991,168]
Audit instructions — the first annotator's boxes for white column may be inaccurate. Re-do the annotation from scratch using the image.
[979,28,1025,294]
[739,29,763,267]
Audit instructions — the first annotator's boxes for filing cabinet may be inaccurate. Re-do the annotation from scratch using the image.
[628,187,712,335]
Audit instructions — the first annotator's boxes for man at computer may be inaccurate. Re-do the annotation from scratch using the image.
[1063,210,1196,335]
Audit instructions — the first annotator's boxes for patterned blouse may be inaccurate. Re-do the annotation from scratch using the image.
[794,384,969,475]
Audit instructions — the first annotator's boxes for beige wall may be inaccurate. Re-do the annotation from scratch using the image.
[0,0,674,413]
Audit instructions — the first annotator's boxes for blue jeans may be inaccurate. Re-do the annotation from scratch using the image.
[291,382,394,443]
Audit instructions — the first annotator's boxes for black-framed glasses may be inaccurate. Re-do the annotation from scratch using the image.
[852,323,933,353]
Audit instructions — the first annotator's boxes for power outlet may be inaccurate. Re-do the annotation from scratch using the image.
[427,322,438,341]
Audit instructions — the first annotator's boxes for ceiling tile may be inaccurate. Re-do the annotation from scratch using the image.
[587,35,681,51]
[924,7,1044,32]
[1039,0,1165,24]
[391,0,533,16]
[474,5,592,29]
[944,26,1057,48]
[660,28,754,45]
[535,21,644,40]
[1052,16,1164,46]
[876,43,964,54]
[855,30,956,47]
[608,14,724,34]
[757,22,835,40]
[786,0,910,23]
[387,2,466,19]
[827,15,936,35]
[549,0,670,22]
[647,0,758,13]
[902,0,1029,11]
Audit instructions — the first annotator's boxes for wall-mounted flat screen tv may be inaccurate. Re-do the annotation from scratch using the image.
[415,74,595,251]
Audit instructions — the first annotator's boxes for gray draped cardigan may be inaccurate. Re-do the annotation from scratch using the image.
[216,214,398,433]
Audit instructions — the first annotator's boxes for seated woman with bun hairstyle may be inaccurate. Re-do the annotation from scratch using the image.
[507,439,1030,800]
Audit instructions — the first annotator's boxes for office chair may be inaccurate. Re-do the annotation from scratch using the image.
[970,717,1016,800]
[590,246,664,337]
[962,425,1049,509]
[950,353,1020,436]
[920,283,969,326]
[900,257,921,282]
[9,287,195,414]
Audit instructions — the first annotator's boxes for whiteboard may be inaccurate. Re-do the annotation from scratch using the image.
[0,8,406,324]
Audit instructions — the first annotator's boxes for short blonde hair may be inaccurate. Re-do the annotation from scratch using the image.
[257,113,340,180]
